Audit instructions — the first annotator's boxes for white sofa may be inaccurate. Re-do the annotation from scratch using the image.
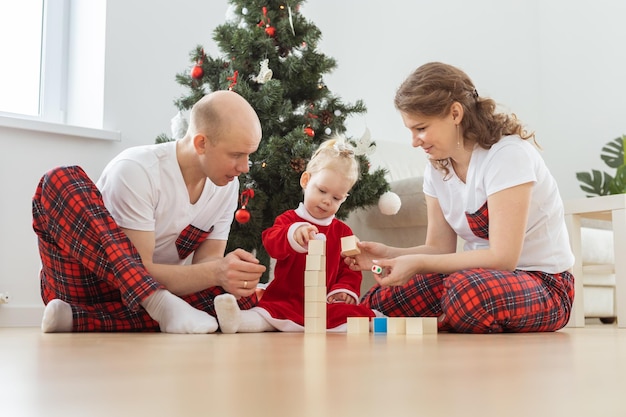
[345,141,617,323]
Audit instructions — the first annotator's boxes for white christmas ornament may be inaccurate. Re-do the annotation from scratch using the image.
[353,127,377,156]
[251,59,273,84]
[378,191,402,215]
[170,111,188,139]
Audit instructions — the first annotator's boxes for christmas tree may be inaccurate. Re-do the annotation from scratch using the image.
[157,0,391,281]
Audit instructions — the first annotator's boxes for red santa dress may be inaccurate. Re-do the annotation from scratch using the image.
[253,203,376,332]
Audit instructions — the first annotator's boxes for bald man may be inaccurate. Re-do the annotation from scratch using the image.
[33,91,266,333]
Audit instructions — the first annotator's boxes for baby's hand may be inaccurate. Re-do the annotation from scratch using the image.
[327,292,356,305]
[294,224,318,247]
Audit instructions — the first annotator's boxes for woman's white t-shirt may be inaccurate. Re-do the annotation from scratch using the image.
[423,135,574,273]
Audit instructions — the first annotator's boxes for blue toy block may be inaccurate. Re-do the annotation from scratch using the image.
[372,317,387,334]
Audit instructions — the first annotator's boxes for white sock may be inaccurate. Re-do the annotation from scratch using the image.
[214,294,275,333]
[238,310,275,333]
[141,289,218,334]
[214,294,242,333]
[41,299,73,333]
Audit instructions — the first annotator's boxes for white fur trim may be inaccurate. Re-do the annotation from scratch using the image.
[288,222,310,254]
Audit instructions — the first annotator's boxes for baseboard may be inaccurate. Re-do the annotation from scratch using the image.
[0,305,44,327]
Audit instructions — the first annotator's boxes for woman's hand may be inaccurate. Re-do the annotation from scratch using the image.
[371,254,420,287]
[344,241,390,272]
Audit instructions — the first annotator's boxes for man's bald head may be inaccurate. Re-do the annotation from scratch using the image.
[188,91,261,144]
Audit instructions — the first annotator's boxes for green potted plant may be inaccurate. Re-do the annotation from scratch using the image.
[576,135,626,196]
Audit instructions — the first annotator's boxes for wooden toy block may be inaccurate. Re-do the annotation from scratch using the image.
[307,239,326,256]
[347,317,370,334]
[405,317,438,335]
[305,317,326,334]
[340,235,360,256]
[305,254,326,271]
[387,317,406,335]
[305,301,327,318]
[304,270,326,287]
[372,317,387,334]
[304,286,327,302]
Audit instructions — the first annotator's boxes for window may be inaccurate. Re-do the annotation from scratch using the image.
[0,0,113,139]
[0,0,68,121]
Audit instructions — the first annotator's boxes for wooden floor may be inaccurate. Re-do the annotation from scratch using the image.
[1,323,625,417]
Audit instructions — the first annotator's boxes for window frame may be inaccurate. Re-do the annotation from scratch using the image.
[0,0,119,141]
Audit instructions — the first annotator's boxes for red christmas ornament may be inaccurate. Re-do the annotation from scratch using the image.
[265,25,276,37]
[304,126,315,137]
[235,188,255,224]
[191,50,205,80]
[190,65,204,79]
[235,208,251,224]
[258,6,276,37]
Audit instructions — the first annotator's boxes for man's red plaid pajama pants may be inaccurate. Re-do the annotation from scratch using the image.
[361,201,575,333]
[32,166,256,332]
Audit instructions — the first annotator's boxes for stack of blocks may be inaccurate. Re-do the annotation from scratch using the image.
[304,239,327,334]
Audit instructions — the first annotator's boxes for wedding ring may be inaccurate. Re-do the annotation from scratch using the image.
[244,281,248,289]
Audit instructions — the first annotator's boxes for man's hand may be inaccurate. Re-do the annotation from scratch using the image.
[218,249,267,298]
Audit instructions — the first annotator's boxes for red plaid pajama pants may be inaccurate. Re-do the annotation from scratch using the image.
[361,269,574,333]
[32,166,256,332]
[361,201,575,333]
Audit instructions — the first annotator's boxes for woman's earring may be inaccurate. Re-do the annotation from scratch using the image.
[456,125,461,149]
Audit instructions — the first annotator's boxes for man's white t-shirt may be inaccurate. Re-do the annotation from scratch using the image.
[423,135,574,273]
[96,141,238,265]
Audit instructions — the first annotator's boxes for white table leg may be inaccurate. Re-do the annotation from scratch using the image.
[612,208,626,328]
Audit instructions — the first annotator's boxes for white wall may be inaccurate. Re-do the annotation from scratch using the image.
[1,0,624,326]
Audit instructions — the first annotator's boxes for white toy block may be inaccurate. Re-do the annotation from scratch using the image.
[387,317,406,335]
[305,254,326,271]
[305,317,326,333]
[347,317,370,334]
[340,235,360,256]
[305,286,327,302]
[405,317,438,335]
[371,265,383,275]
[307,239,326,256]
[304,270,326,287]
[305,301,327,318]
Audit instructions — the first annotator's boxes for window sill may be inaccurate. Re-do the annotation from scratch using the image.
[0,115,121,142]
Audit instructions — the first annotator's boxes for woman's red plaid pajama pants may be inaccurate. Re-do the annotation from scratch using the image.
[361,202,575,333]
[32,166,256,332]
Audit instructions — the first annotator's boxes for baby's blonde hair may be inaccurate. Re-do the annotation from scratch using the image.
[306,138,360,187]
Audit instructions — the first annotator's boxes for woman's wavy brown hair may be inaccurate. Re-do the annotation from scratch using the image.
[394,62,535,175]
